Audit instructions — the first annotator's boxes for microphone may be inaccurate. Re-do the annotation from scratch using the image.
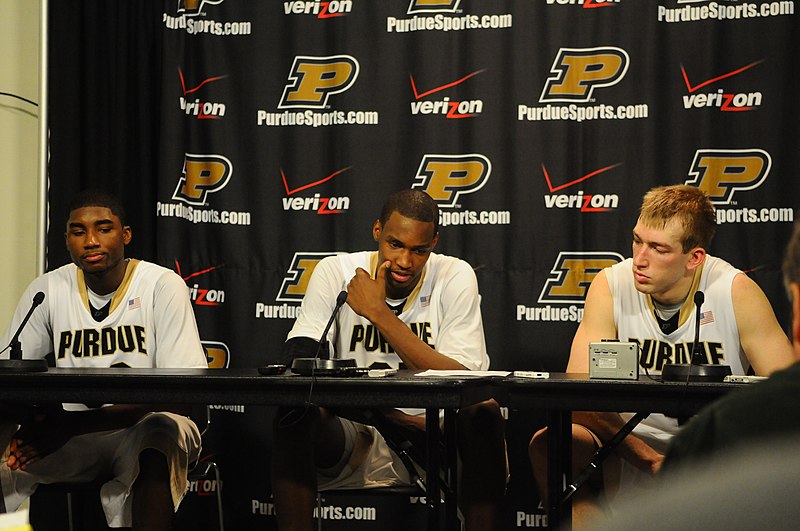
[317,290,348,360]
[690,290,704,366]
[291,290,356,375]
[661,290,731,382]
[0,291,48,372]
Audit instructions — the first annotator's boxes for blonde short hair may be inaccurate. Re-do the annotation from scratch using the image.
[638,185,716,253]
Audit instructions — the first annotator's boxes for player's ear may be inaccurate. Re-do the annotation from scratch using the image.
[686,247,706,271]
[123,226,132,246]
[372,219,382,242]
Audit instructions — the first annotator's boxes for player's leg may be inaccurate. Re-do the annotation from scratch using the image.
[457,399,507,531]
[131,448,173,530]
[529,423,614,529]
[104,412,202,529]
[271,406,346,531]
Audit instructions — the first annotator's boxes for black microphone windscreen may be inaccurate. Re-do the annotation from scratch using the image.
[33,292,45,305]
[694,290,704,306]
[336,290,348,305]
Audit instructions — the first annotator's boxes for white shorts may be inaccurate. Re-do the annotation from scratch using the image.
[317,417,414,491]
[0,412,201,528]
[317,413,509,492]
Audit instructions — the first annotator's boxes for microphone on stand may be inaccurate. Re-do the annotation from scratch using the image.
[661,290,731,382]
[0,292,49,373]
[317,290,348,360]
[690,291,705,365]
[291,290,356,375]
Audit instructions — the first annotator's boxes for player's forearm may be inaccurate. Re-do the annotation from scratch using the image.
[368,309,466,370]
[573,411,661,469]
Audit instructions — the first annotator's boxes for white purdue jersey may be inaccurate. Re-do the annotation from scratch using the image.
[0,259,207,369]
[287,251,489,371]
[606,255,746,448]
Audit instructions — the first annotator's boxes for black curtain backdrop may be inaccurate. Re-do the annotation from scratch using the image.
[45,1,799,528]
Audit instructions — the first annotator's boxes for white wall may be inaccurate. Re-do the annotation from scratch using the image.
[0,0,41,327]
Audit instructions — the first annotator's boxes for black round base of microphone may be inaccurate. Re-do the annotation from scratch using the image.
[0,358,48,373]
[291,358,357,376]
[661,363,731,382]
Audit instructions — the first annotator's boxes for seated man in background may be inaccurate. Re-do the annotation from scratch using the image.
[528,185,794,528]
[272,189,507,531]
[0,190,208,531]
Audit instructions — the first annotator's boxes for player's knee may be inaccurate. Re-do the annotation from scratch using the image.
[571,425,603,468]
[572,425,600,450]
[529,427,548,463]
[136,412,182,436]
[458,399,503,433]
[528,428,547,456]
[273,405,321,440]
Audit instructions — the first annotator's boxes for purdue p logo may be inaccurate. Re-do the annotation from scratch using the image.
[538,252,624,304]
[540,47,629,103]
[685,149,771,205]
[413,154,491,208]
[277,252,341,303]
[178,0,223,16]
[279,56,359,110]
[173,154,233,206]
[202,341,230,369]
[407,0,461,13]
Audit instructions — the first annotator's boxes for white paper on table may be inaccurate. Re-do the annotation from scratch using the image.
[414,369,511,377]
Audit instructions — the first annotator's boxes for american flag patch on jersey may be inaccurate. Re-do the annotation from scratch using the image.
[420,294,430,307]
[127,297,141,310]
[699,311,715,325]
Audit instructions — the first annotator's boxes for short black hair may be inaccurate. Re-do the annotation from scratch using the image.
[66,190,127,226]
[378,189,439,235]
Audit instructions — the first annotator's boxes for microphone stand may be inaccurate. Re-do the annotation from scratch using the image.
[661,291,731,382]
[561,412,649,502]
[291,290,356,375]
[0,292,48,373]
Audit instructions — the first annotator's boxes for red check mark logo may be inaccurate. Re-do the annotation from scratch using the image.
[542,163,622,193]
[175,260,224,307]
[174,260,222,282]
[178,67,227,96]
[281,167,352,195]
[409,69,485,100]
[681,60,763,93]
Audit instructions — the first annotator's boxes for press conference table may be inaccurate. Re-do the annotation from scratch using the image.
[0,367,496,531]
[501,373,744,530]
[0,368,744,530]
[0,367,497,407]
